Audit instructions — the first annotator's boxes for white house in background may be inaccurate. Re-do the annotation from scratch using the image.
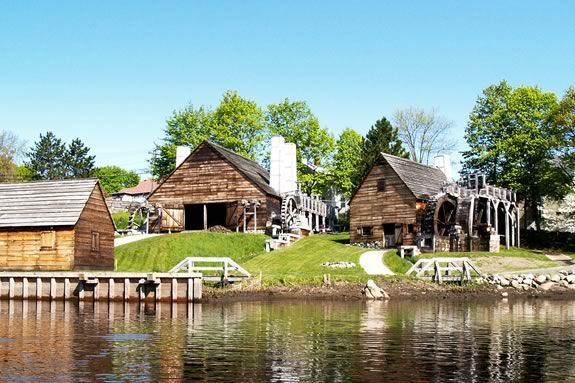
[111,179,158,203]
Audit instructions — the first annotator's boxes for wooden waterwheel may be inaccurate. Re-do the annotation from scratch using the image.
[434,197,457,236]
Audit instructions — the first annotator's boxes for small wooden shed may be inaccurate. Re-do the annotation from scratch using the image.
[0,179,115,270]
[148,141,282,232]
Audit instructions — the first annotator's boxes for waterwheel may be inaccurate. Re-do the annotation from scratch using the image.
[281,194,301,230]
[434,197,457,236]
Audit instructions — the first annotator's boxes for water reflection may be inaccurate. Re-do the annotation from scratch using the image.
[0,299,574,382]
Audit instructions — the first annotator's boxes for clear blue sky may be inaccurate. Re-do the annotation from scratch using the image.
[1,1,574,175]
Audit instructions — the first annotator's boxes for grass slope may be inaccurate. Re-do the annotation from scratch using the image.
[244,233,369,286]
[116,232,267,272]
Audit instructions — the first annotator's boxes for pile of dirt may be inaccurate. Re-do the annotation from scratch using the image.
[207,225,232,233]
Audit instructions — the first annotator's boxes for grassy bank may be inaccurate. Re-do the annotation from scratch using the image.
[116,232,267,272]
[244,233,368,286]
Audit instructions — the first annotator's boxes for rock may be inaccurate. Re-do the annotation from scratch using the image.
[521,284,531,291]
[566,275,575,284]
[559,280,569,288]
[535,275,547,284]
[362,279,389,300]
[517,277,524,284]
[538,282,556,291]
[550,274,561,283]
[496,285,503,290]
[500,277,510,287]
[523,278,534,287]
[501,292,509,298]
[524,274,535,281]
[567,284,575,290]
[511,280,521,289]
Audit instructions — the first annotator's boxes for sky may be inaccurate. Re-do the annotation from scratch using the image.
[1,1,574,177]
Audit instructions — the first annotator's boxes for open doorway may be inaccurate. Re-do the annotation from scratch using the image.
[184,203,228,230]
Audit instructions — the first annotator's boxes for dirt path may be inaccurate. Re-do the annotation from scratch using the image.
[359,250,394,276]
[114,234,162,247]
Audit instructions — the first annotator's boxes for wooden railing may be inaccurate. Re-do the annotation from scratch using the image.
[169,257,251,282]
[406,257,484,284]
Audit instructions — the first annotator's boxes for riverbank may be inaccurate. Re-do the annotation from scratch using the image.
[201,278,575,303]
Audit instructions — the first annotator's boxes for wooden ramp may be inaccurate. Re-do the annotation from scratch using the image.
[169,257,251,283]
[406,257,484,284]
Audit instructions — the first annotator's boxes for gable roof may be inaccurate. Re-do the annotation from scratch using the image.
[381,153,447,198]
[113,179,158,196]
[205,141,279,197]
[0,178,100,228]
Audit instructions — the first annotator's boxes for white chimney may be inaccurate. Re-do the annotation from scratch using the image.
[270,136,297,194]
[433,154,452,181]
[176,146,191,168]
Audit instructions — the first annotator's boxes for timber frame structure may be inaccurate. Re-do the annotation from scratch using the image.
[350,153,519,252]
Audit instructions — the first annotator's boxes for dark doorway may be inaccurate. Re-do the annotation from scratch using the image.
[185,204,204,230]
[184,203,228,231]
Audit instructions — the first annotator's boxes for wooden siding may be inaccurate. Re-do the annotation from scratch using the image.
[73,185,115,270]
[149,144,280,232]
[350,158,417,244]
[0,228,75,270]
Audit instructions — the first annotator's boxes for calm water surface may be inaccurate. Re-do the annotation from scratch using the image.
[0,298,575,382]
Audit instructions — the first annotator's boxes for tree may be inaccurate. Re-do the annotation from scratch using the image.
[330,128,363,197]
[0,130,25,182]
[462,81,573,230]
[360,117,408,179]
[26,132,68,180]
[149,90,267,180]
[95,166,140,196]
[65,138,95,178]
[393,107,456,164]
[212,90,266,160]
[149,105,213,179]
[266,98,335,194]
[548,87,575,175]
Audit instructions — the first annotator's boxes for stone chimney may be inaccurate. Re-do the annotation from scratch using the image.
[433,154,453,181]
[175,146,191,168]
[270,136,297,194]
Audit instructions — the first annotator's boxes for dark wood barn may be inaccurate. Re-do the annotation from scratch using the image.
[148,141,281,233]
[350,153,446,246]
[0,179,115,270]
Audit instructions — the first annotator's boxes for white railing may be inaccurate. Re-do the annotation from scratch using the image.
[169,257,251,282]
[406,257,484,284]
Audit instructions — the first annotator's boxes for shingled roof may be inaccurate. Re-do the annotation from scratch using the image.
[203,141,280,197]
[0,179,99,228]
[381,153,447,198]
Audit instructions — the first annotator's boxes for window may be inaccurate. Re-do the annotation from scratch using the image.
[40,231,56,249]
[361,226,373,236]
[407,224,414,233]
[91,232,100,252]
[377,178,386,192]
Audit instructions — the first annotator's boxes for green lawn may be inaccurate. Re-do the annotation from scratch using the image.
[419,247,552,262]
[244,233,369,286]
[112,212,143,230]
[115,232,267,272]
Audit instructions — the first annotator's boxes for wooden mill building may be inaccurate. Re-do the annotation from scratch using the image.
[148,141,282,233]
[350,153,519,252]
[0,179,115,270]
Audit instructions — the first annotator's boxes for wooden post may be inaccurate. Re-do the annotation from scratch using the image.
[156,280,161,302]
[78,283,84,301]
[517,209,521,247]
[171,279,177,302]
[108,279,115,300]
[187,278,193,302]
[139,281,145,302]
[9,277,15,299]
[124,278,130,301]
[193,278,202,301]
[203,204,207,230]
[64,278,70,300]
[23,278,28,299]
[36,277,42,300]
[50,278,56,300]
[253,204,257,233]
[494,201,499,234]
[486,199,491,227]
[505,204,510,250]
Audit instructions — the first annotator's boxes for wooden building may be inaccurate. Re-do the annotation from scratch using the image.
[148,141,282,233]
[350,153,520,252]
[350,153,446,246]
[0,179,115,270]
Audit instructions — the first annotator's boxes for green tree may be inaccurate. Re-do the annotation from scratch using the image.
[212,90,266,160]
[360,117,408,178]
[463,81,572,230]
[266,98,335,194]
[548,87,575,175]
[65,138,95,178]
[0,130,25,182]
[149,105,213,179]
[330,128,363,197]
[26,131,68,180]
[95,166,140,195]
[393,107,456,164]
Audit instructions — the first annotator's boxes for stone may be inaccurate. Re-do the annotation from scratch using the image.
[521,284,531,291]
[496,284,503,290]
[550,274,561,283]
[567,284,575,290]
[500,278,510,287]
[511,280,521,289]
[535,275,547,284]
[523,278,534,287]
[501,292,509,298]
[362,279,389,300]
[566,275,575,284]
[538,282,556,291]
[524,274,535,280]
[559,280,569,288]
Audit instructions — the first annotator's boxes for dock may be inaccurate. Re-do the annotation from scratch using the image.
[0,271,202,302]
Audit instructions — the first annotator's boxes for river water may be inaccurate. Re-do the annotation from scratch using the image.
[0,298,574,382]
